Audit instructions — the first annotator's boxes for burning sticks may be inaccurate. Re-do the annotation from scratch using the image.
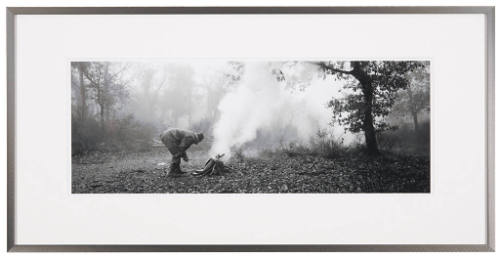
[192,153,229,176]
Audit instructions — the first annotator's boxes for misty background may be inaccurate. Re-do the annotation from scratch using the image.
[71,61,430,159]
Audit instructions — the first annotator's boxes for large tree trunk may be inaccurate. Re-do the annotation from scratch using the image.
[100,103,105,129]
[411,111,419,132]
[362,88,379,155]
[407,87,419,133]
[352,62,380,155]
[96,86,105,129]
[97,86,105,129]
[101,63,110,129]
[78,63,87,121]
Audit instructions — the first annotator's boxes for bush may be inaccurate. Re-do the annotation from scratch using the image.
[309,130,352,158]
[280,142,311,157]
[72,118,104,155]
[377,120,430,156]
[104,115,156,152]
[72,115,156,156]
[276,130,350,159]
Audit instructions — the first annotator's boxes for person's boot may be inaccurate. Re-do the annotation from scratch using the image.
[169,162,186,177]
[168,163,180,177]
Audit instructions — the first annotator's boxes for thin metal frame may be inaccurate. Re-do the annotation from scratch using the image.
[6,6,495,252]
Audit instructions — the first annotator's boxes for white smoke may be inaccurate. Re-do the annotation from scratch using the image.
[210,62,356,158]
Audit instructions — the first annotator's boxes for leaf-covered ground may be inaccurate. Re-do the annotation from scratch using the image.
[72,149,430,193]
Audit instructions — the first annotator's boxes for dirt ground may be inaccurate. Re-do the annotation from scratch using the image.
[72,149,430,193]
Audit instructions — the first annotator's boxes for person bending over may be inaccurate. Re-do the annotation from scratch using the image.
[160,128,204,176]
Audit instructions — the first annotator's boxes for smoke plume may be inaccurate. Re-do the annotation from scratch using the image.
[210,62,355,158]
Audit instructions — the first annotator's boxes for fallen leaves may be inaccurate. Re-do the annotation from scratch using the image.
[72,150,430,193]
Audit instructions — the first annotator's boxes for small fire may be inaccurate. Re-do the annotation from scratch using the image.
[193,153,227,176]
[214,153,225,160]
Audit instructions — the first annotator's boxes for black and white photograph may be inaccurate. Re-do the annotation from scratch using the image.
[8,5,493,252]
[71,60,430,193]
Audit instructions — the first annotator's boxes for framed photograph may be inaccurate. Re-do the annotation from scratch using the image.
[7,6,494,251]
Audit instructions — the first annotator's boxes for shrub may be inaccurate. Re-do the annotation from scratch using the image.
[72,115,156,156]
[280,142,311,157]
[310,138,345,159]
[72,118,104,155]
[377,120,430,156]
[308,130,348,158]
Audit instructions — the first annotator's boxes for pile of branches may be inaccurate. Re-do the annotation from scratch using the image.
[193,154,229,176]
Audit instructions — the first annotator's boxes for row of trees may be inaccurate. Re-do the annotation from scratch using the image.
[130,62,245,127]
[72,62,129,125]
[72,62,154,154]
[72,61,430,156]
[71,62,244,154]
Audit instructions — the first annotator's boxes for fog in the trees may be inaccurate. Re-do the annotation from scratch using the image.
[71,60,430,158]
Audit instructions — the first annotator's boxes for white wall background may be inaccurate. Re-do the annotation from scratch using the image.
[0,0,497,257]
